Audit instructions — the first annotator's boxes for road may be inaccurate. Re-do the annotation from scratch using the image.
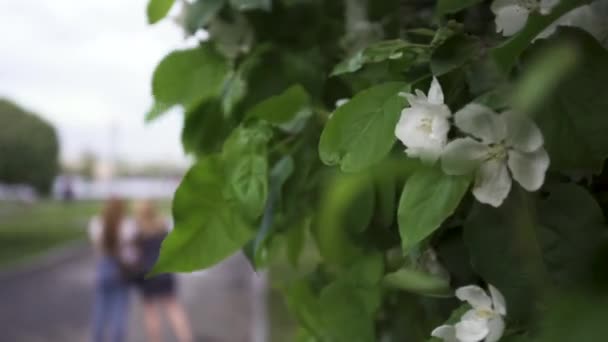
[0,247,259,342]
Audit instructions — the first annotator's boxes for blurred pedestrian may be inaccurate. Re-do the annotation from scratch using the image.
[89,197,138,342]
[133,200,193,342]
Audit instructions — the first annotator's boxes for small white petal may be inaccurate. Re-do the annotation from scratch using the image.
[502,110,544,153]
[508,147,550,191]
[428,77,445,105]
[473,159,512,207]
[335,98,349,108]
[431,325,459,342]
[442,138,489,175]
[484,317,506,342]
[455,318,490,342]
[431,116,451,142]
[415,89,427,99]
[408,143,444,164]
[455,104,506,144]
[540,0,560,14]
[493,4,530,36]
[461,309,482,322]
[489,285,507,316]
[456,285,493,311]
[395,110,432,147]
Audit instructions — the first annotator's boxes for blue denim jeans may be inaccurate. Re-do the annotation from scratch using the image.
[92,256,130,342]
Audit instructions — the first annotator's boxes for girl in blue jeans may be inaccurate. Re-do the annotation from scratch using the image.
[89,198,137,342]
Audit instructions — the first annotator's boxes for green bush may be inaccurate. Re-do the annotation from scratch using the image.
[0,99,59,194]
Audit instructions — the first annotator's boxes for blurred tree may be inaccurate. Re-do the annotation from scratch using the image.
[0,99,59,194]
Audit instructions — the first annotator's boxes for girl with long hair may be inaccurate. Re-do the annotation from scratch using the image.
[89,197,136,342]
[133,199,193,342]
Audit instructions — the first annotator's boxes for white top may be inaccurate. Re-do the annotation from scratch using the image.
[88,216,138,265]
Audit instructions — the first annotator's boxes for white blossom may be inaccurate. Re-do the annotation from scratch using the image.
[335,98,350,108]
[537,1,608,46]
[441,104,549,207]
[432,285,507,342]
[394,78,452,164]
[491,0,560,36]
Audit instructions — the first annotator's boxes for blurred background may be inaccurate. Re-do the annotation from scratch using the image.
[0,1,286,341]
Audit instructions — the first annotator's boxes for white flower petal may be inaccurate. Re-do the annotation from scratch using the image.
[456,285,493,311]
[431,116,451,142]
[455,104,506,144]
[461,308,482,322]
[431,325,459,342]
[395,109,425,146]
[489,285,507,316]
[455,318,490,342]
[442,138,489,175]
[415,89,427,99]
[493,4,530,36]
[335,98,349,108]
[484,317,506,342]
[540,0,560,14]
[508,147,550,191]
[428,77,444,105]
[408,143,444,164]
[502,110,544,153]
[473,159,512,207]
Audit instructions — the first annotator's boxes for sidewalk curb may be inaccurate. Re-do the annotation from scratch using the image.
[0,240,90,281]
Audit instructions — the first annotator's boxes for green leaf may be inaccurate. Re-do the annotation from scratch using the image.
[150,44,229,118]
[152,156,253,274]
[253,156,295,263]
[464,188,549,322]
[332,40,430,76]
[181,102,232,156]
[537,184,607,287]
[384,267,452,297]
[314,172,375,265]
[319,82,407,172]
[436,0,483,15]
[246,85,311,125]
[318,281,377,342]
[229,0,271,11]
[398,167,470,251]
[529,28,608,173]
[183,0,226,34]
[222,125,272,219]
[228,154,268,220]
[431,34,481,76]
[491,0,589,73]
[510,38,578,113]
[147,0,175,24]
[285,279,378,342]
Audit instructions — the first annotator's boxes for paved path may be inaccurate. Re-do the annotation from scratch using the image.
[0,247,259,342]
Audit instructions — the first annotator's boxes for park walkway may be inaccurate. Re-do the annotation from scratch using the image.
[0,247,260,342]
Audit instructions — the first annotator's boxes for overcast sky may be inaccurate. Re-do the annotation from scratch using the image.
[0,0,190,166]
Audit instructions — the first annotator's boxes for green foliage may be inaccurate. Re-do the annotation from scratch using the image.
[319,82,407,172]
[149,44,230,119]
[436,0,483,15]
[0,99,59,194]
[528,28,608,173]
[491,0,589,73]
[146,0,608,340]
[151,156,254,274]
[398,166,470,251]
[147,0,175,24]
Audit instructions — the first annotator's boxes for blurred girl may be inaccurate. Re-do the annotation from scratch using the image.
[89,198,137,342]
[133,200,193,342]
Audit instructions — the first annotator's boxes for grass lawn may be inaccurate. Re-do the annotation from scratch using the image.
[0,200,102,267]
[0,200,173,268]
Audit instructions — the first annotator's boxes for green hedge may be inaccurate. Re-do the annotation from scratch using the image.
[0,99,59,194]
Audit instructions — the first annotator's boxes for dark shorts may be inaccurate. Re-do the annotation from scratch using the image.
[136,273,176,299]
